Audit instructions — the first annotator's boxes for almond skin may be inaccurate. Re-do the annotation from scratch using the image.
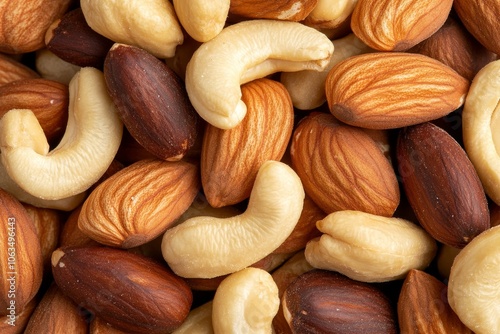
[0,54,39,86]
[325,52,470,129]
[51,246,193,334]
[229,0,318,21]
[396,122,490,248]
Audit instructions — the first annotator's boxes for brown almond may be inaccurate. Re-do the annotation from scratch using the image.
[229,0,318,21]
[59,205,100,248]
[0,294,37,333]
[0,54,39,86]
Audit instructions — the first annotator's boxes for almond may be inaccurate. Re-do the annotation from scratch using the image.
[0,294,37,333]
[201,78,294,207]
[59,205,101,248]
[290,112,400,216]
[229,0,318,21]
[0,54,39,86]
[325,52,470,129]
[396,122,490,248]
[351,0,453,51]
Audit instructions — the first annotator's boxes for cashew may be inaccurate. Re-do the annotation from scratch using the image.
[281,33,372,110]
[304,0,358,29]
[305,210,438,282]
[172,301,214,334]
[80,0,183,59]
[448,225,500,333]
[185,19,334,129]
[35,49,81,85]
[0,67,123,200]
[212,267,279,334]
[173,0,229,42]
[462,59,500,206]
[161,160,305,278]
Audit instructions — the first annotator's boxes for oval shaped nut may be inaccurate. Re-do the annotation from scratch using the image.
[303,0,357,29]
[229,0,318,21]
[104,43,199,161]
[325,52,470,129]
[0,189,43,316]
[397,122,490,248]
[290,112,399,216]
[185,19,334,129]
[213,268,279,334]
[305,210,437,282]
[462,59,500,206]
[51,246,193,334]
[80,0,183,58]
[201,78,294,208]
[0,53,39,86]
[282,270,397,333]
[448,225,500,333]
[161,160,305,278]
[78,159,200,249]
[351,0,452,51]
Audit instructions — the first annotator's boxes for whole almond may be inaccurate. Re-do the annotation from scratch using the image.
[325,52,469,129]
[229,0,318,21]
[290,112,400,216]
[396,122,490,248]
[201,78,294,207]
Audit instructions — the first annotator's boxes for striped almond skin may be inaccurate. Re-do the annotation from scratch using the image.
[351,0,453,51]
[290,112,400,216]
[325,52,469,129]
[78,159,200,248]
[201,78,294,208]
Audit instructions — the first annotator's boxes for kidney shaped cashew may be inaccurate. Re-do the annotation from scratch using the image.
[185,19,334,129]
[0,67,123,200]
[161,160,305,278]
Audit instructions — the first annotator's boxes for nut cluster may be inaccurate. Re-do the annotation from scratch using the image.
[0,0,499,333]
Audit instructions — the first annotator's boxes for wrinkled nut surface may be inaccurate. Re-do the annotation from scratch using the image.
[212,268,279,334]
[80,0,183,58]
[161,160,305,278]
[185,19,334,129]
[0,67,123,200]
[448,226,500,334]
[305,210,437,282]
[462,59,500,206]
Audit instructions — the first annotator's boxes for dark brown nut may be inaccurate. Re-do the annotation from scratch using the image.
[396,122,490,248]
[51,246,193,334]
[104,43,200,161]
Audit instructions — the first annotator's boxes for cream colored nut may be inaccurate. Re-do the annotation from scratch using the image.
[185,19,334,129]
[161,160,305,278]
[436,244,461,280]
[462,59,500,206]
[303,0,358,29]
[80,0,183,58]
[448,225,500,333]
[172,301,214,334]
[173,0,229,42]
[0,67,123,200]
[212,267,279,334]
[305,210,438,282]
[35,49,81,85]
[281,33,372,110]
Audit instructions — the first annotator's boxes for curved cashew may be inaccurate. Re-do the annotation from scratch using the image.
[185,19,334,129]
[0,67,123,200]
[462,59,500,205]
[212,267,279,334]
[161,160,305,278]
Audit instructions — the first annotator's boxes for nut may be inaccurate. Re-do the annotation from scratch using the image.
[35,49,81,85]
[171,301,213,334]
[0,295,37,333]
[325,52,470,129]
[351,0,453,51]
[0,53,39,86]
[185,19,334,129]
[59,205,100,248]
[104,43,199,161]
[0,67,123,200]
[51,246,193,334]
[303,0,357,29]
[290,112,400,216]
[78,159,200,249]
[229,0,318,21]
[161,160,305,278]
[90,317,129,334]
[201,78,294,207]
[282,269,397,333]
[396,122,490,248]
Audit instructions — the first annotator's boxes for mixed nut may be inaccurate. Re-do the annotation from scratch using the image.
[0,0,499,333]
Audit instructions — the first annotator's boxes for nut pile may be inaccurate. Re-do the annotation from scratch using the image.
[0,0,499,333]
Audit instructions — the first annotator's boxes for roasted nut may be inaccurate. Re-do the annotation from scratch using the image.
[397,122,490,248]
[162,160,305,278]
[0,295,37,333]
[35,49,81,85]
[303,0,357,29]
[0,53,39,86]
[59,205,100,248]
[229,0,318,21]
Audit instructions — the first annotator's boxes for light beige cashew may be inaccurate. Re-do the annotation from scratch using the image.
[448,225,500,333]
[462,59,500,205]
[35,49,81,85]
[173,0,229,43]
[304,0,358,29]
[80,0,183,59]
[172,301,214,334]
[185,19,334,129]
[305,210,438,282]
[212,267,279,334]
[161,160,305,278]
[281,33,372,110]
[0,67,123,201]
